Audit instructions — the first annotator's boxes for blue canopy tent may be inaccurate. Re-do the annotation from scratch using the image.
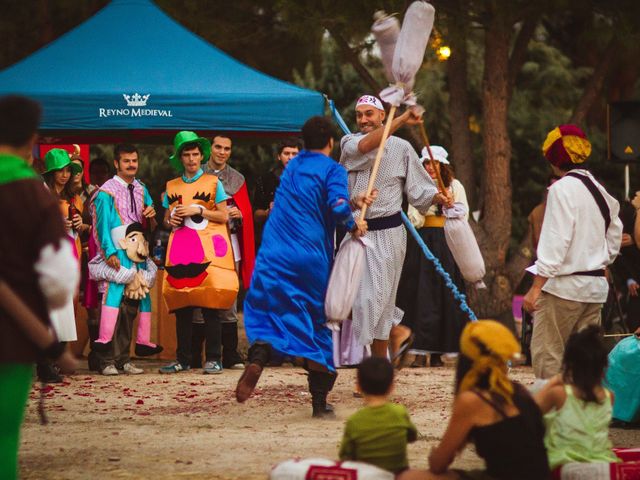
[0,0,325,142]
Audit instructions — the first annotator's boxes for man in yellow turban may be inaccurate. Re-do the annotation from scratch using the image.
[524,125,622,379]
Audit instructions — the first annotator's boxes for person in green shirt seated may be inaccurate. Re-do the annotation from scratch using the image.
[339,357,418,474]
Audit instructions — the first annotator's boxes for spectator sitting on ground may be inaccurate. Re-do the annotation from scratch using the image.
[339,357,418,475]
[399,320,551,480]
[535,326,619,474]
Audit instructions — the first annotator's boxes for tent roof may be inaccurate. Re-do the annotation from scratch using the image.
[0,0,324,138]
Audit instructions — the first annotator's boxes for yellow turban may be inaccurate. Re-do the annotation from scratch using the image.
[459,320,521,405]
[542,124,591,169]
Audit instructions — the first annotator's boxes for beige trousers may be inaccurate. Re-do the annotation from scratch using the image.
[531,291,602,379]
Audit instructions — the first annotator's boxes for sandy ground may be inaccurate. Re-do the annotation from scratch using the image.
[18,360,640,480]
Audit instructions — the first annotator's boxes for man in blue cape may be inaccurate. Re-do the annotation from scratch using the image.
[235,116,371,418]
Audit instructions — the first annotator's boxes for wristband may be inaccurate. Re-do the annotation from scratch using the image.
[43,341,65,360]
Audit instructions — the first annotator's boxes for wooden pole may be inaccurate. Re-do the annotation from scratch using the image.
[603,332,638,338]
[360,105,397,219]
[418,122,447,193]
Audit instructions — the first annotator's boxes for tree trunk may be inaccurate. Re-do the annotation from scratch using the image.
[569,36,617,126]
[473,8,514,324]
[507,15,539,101]
[446,2,476,208]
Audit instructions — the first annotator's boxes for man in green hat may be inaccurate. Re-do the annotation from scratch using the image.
[159,131,237,375]
[0,95,78,479]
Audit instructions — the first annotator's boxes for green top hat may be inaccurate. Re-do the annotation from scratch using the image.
[44,148,83,175]
[169,131,211,172]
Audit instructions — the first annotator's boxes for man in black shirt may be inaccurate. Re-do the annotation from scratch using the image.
[253,137,301,228]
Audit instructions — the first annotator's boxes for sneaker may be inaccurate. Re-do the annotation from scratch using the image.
[122,362,144,375]
[101,365,119,376]
[159,361,190,374]
[228,362,245,370]
[203,360,223,374]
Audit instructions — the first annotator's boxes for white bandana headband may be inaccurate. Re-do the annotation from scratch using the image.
[356,95,384,111]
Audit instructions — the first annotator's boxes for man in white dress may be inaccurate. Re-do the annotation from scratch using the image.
[340,95,443,358]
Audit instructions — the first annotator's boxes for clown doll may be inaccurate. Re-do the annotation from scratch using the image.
[89,222,161,356]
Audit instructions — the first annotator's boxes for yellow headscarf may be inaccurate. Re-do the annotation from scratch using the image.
[459,320,521,405]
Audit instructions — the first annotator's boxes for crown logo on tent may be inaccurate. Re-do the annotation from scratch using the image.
[123,93,150,107]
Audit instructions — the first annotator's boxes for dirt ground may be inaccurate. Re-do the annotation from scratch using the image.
[19,360,640,480]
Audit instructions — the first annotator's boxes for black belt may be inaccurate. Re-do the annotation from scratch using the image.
[571,269,606,277]
[366,212,402,231]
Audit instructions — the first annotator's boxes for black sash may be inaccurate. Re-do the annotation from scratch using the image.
[564,172,611,231]
[366,212,403,231]
[571,269,606,277]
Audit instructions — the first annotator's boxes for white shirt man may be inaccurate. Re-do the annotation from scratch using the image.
[524,125,622,379]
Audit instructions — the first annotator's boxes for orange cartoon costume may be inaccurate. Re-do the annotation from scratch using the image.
[162,136,238,313]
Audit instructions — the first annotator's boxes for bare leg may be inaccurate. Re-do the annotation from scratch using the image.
[389,324,412,358]
[371,339,389,358]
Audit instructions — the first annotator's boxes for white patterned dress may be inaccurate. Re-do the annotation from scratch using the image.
[340,133,437,346]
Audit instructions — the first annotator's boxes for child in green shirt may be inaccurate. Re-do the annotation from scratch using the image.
[339,357,418,474]
[535,325,620,472]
